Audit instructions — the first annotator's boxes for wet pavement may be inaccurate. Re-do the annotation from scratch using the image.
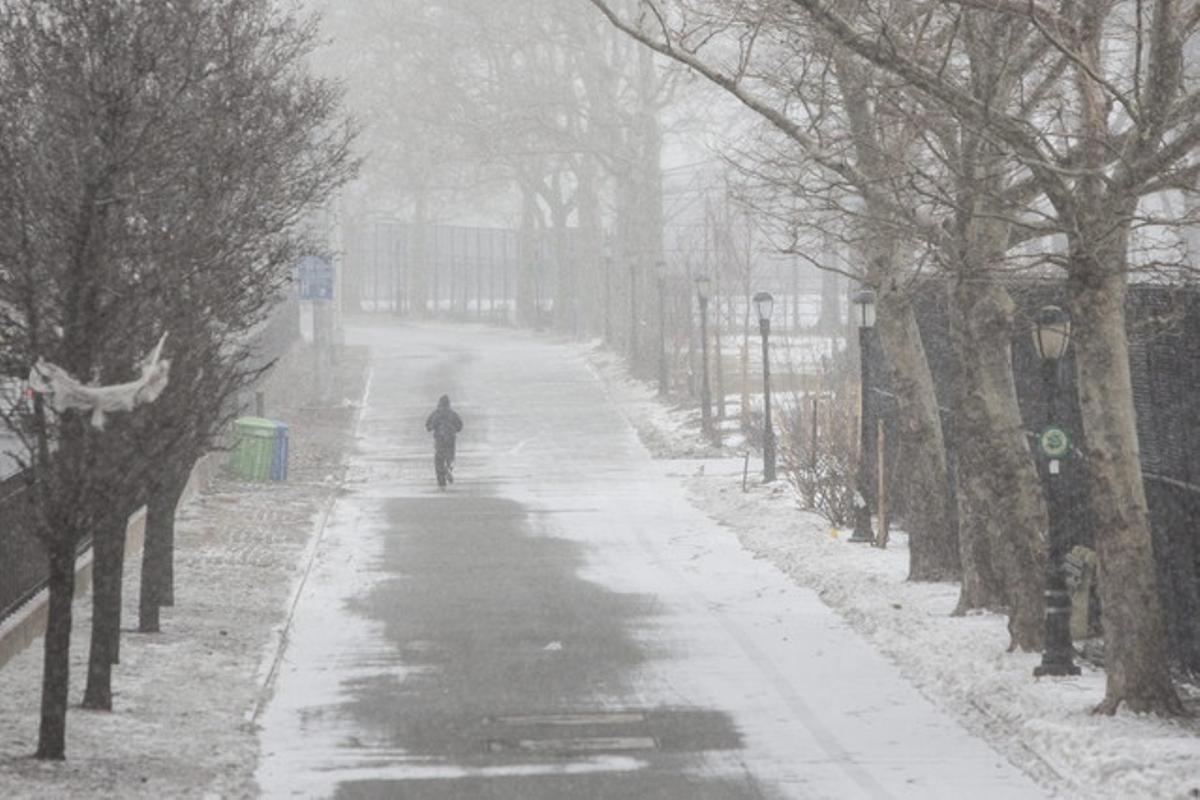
[255,321,1049,800]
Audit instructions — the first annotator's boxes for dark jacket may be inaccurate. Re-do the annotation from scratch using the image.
[425,396,462,450]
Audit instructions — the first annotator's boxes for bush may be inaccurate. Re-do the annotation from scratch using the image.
[778,388,860,527]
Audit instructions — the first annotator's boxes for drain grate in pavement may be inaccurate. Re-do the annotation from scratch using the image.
[487,736,658,754]
[486,712,646,726]
[483,711,658,756]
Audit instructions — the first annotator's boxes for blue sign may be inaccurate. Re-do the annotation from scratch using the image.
[297,255,334,300]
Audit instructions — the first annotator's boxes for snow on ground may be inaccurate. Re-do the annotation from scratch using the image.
[581,341,1200,800]
[0,345,368,799]
[2,328,1195,799]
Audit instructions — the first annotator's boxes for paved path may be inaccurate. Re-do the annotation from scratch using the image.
[255,321,1049,799]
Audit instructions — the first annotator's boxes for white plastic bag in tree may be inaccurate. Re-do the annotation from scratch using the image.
[29,333,170,429]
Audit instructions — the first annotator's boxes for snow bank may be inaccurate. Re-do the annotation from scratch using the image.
[582,341,1200,800]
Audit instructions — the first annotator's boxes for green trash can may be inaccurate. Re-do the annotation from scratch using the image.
[231,417,279,481]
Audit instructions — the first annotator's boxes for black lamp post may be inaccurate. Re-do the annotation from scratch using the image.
[603,237,613,344]
[657,261,668,397]
[754,291,776,482]
[629,258,638,366]
[850,288,877,543]
[1032,304,1081,677]
[696,276,713,437]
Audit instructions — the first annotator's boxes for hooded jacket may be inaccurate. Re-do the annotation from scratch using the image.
[425,395,463,448]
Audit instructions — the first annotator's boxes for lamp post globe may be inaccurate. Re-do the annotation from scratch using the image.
[1032,304,1071,360]
[753,291,774,325]
[852,288,876,328]
[1032,304,1081,677]
[849,287,876,543]
[754,291,776,482]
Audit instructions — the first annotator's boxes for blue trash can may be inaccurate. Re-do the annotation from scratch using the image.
[270,421,289,481]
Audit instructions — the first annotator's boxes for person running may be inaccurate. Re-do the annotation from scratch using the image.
[425,394,463,488]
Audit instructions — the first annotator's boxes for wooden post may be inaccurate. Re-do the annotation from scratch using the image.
[876,419,889,548]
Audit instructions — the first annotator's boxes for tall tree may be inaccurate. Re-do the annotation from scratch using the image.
[0,0,353,757]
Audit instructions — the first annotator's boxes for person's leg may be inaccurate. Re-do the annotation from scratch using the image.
[435,449,447,488]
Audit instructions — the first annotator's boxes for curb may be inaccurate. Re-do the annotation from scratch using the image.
[245,363,373,726]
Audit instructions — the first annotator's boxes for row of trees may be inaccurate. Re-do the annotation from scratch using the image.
[318,0,682,361]
[587,0,1200,715]
[0,0,354,759]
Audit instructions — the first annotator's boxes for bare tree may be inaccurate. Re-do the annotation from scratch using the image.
[776,0,1191,716]
[0,0,354,758]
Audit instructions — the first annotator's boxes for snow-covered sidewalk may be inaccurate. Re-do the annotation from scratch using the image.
[0,345,368,799]
[584,344,1200,800]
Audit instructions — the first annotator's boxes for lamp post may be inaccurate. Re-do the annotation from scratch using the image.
[603,239,612,344]
[629,259,639,367]
[850,288,877,542]
[754,291,776,482]
[657,261,668,397]
[1032,305,1081,677]
[696,276,713,437]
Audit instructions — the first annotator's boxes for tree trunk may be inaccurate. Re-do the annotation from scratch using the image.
[875,287,959,581]
[947,280,1046,649]
[817,242,841,333]
[410,188,429,316]
[36,540,76,760]
[83,516,127,710]
[576,157,603,337]
[516,188,539,328]
[1069,265,1183,715]
[740,291,751,430]
[550,198,573,333]
[139,467,188,632]
[714,288,726,420]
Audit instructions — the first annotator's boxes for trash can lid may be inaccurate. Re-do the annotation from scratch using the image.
[235,416,281,432]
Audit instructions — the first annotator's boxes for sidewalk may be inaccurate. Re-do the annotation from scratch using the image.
[583,343,1200,800]
[0,344,368,799]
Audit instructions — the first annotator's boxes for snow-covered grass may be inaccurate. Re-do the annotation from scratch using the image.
[0,345,368,799]
[582,340,1200,800]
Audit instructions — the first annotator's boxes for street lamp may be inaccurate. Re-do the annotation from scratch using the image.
[754,291,776,482]
[850,288,876,543]
[657,261,668,397]
[603,238,613,344]
[1032,304,1081,677]
[696,276,713,437]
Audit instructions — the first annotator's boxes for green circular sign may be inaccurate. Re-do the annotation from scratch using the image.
[1040,426,1071,458]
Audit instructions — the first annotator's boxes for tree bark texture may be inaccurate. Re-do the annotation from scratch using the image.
[875,288,959,581]
[36,541,76,760]
[947,280,1046,649]
[82,516,128,710]
[139,468,188,632]
[1069,266,1184,714]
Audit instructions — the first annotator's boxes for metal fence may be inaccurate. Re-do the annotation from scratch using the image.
[349,222,521,319]
[864,281,1200,671]
[0,297,301,626]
